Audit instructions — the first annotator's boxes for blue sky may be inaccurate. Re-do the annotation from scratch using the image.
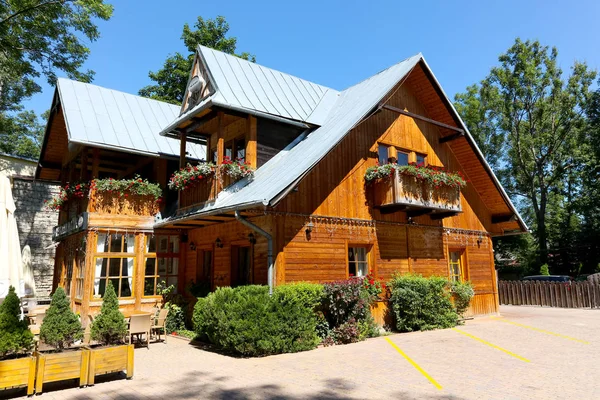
[25,0,600,115]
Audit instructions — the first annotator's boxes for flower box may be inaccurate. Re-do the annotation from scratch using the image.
[86,344,134,386]
[90,189,159,216]
[0,356,36,396]
[34,349,89,393]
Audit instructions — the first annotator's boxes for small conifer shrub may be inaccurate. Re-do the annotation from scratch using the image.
[0,286,34,358]
[40,287,83,351]
[91,282,127,345]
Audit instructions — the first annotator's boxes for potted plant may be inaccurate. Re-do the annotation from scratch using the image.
[0,286,35,396]
[35,287,88,393]
[87,281,133,385]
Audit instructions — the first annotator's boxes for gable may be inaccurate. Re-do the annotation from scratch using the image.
[180,54,215,115]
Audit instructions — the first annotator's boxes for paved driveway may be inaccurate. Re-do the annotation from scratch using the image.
[4,306,599,399]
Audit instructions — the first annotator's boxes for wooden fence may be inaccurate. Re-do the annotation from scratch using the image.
[498,281,600,309]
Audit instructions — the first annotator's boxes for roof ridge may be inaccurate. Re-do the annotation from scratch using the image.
[340,53,422,92]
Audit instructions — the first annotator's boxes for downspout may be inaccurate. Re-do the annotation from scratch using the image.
[234,210,274,295]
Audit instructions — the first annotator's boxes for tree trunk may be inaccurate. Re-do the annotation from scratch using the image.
[537,188,549,266]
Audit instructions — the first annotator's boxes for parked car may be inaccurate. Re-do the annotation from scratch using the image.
[521,275,572,282]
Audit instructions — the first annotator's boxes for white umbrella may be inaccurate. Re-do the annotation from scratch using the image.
[0,174,24,298]
[22,245,36,296]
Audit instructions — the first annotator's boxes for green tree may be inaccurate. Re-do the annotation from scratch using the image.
[40,287,83,351]
[540,264,550,276]
[454,39,596,267]
[0,110,45,158]
[0,286,34,358]
[0,0,113,158]
[90,281,127,345]
[139,15,255,105]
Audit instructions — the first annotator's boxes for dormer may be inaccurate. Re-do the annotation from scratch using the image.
[161,46,338,210]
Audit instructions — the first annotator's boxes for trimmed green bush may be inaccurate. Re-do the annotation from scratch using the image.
[90,281,127,345]
[451,281,475,317]
[273,282,324,310]
[0,286,34,358]
[193,285,319,356]
[40,287,83,350]
[389,274,458,332]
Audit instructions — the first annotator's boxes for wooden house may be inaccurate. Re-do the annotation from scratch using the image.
[39,47,527,321]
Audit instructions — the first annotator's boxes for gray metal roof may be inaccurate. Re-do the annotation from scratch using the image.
[57,78,205,159]
[156,53,424,226]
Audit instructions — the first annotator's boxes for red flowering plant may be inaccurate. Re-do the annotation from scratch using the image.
[360,273,386,300]
[92,175,162,201]
[219,156,254,180]
[45,182,89,211]
[168,162,215,191]
[364,162,466,189]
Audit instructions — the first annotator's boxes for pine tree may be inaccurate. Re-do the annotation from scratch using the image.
[39,287,83,351]
[0,286,33,358]
[91,281,127,345]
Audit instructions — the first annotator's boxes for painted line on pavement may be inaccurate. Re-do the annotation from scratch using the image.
[452,328,530,363]
[491,317,589,344]
[384,337,443,390]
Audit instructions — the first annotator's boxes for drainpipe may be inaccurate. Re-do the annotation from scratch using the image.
[234,210,274,295]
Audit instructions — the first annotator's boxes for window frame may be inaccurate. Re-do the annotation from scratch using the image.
[347,244,371,278]
[143,234,181,297]
[92,232,136,299]
[376,142,427,167]
[448,249,467,283]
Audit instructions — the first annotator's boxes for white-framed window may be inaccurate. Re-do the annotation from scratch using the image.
[143,234,180,296]
[348,246,369,277]
[93,232,135,298]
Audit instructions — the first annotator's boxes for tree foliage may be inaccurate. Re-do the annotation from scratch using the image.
[139,15,255,105]
[90,281,127,345]
[455,38,598,274]
[0,0,113,158]
[0,286,34,358]
[40,287,83,351]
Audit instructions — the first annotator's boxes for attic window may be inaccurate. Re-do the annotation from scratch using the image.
[377,143,426,166]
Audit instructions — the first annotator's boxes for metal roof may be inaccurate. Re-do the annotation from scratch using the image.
[156,54,424,226]
[56,78,206,159]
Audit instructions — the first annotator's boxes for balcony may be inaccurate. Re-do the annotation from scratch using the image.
[179,177,218,209]
[373,169,461,217]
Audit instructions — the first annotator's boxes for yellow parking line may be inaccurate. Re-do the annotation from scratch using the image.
[384,337,443,390]
[491,317,589,344]
[452,328,530,363]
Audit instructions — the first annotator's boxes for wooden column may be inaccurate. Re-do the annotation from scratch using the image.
[180,133,187,169]
[91,148,100,179]
[217,111,224,164]
[246,115,257,168]
[387,146,397,164]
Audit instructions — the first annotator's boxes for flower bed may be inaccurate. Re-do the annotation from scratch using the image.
[365,163,466,188]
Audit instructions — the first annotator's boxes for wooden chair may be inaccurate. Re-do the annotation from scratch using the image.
[152,308,169,344]
[127,314,152,348]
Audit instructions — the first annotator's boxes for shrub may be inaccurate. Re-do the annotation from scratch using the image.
[40,287,83,350]
[90,281,127,345]
[193,285,319,356]
[157,281,188,333]
[322,278,371,328]
[540,264,550,276]
[0,286,34,358]
[332,319,360,344]
[389,274,458,332]
[451,281,475,317]
[273,282,324,310]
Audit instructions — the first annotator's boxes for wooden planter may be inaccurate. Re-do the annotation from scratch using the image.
[0,356,36,396]
[87,344,134,386]
[34,349,89,393]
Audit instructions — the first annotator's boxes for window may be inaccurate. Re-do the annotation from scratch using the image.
[234,138,246,162]
[196,249,213,284]
[348,246,369,277]
[75,256,85,299]
[416,153,426,166]
[378,144,388,165]
[377,143,416,166]
[93,233,135,298]
[143,234,180,296]
[224,141,233,160]
[449,251,464,282]
[64,258,73,296]
[397,151,409,166]
[211,147,218,163]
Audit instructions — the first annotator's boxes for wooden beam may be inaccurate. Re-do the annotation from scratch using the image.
[381,104,464,134]
[217,111,224,164]
[492,214,516,224]
[180,133,187,169]
[246,115,257,168]
[184,110,219,134]
[439,132,465,144]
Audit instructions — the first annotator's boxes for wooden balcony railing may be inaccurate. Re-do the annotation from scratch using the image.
[179,177,217,209]
[373,169,461,215]
[59,187,160,224]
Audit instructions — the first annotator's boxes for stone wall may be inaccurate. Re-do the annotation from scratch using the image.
[12,177,59,297]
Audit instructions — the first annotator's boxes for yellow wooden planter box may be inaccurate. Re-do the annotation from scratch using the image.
[34,349,89,394]
[0,356,36,396]
[87,344,134,386]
